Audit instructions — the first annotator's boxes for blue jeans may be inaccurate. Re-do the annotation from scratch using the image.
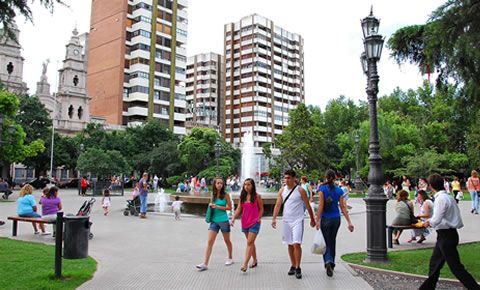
[471,191,479,212]
[140,194,147,214]
[320,217,341,266]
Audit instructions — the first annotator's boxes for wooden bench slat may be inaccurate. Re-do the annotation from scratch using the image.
[8,216,54,223]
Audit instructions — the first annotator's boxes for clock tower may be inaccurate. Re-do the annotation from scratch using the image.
[55,28,90,135]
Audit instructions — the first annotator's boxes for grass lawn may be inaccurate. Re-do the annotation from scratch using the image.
[0,237,96,289]
[342,242,480,280]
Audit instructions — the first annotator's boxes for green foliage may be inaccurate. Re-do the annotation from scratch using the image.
[466,111,480,169]
[166,175,183,187]
[388,0,480,103]
[178,127,240,176]
[0,89,45,166]
[274,103,329,172]
[76,148,130,178]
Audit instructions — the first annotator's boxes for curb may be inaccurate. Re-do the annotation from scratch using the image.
[342,261,477,284]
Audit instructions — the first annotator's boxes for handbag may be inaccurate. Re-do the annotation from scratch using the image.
[402,200,419,225]
[205,197,214,223]
[280,185,298,213]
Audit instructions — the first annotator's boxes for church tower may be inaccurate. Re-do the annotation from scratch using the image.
[55,28,90,135]
[0,22,28,94]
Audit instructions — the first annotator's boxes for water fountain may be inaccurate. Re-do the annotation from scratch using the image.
[241,130,257,183]
[154,188,170,213]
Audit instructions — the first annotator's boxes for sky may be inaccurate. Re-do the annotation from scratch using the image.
[17,0,445,110]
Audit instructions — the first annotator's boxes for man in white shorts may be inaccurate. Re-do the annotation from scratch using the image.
[272,169,316,279]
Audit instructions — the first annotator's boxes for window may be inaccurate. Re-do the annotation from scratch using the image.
[130,71,149,79]
[73,75,79,86]
[132,29,151,38]
[130,86,149,94]
[78,106,83,119]
[156,22,172,35]
[123,88,129,98]
[176,28,187,38]
[6,62,14,74]
[68,105,74,119]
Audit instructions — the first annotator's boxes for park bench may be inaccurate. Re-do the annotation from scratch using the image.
[387,224,419,248]
[7,216,55,237]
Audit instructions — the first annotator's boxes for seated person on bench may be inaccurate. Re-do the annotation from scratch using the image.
[391,189,415,245]
[0,177,13,199]
[16,184,49,235]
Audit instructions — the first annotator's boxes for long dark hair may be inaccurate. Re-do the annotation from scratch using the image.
[212,177,226,200]
[325,169,336,190]
[240,178,257,204]
[47,186,58,199]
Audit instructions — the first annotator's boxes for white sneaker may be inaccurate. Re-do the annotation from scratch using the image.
[225,259,234,266]
[41,231,51,235]
[196,263,208,271]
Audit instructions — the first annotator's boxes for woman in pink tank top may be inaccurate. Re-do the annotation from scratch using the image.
[231,178,264,273]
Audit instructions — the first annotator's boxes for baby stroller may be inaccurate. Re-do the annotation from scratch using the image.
[76,198,95,240]
[124,195,140,216]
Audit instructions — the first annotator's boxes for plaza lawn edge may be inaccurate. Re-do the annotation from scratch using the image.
[0,237,97,289]
[341,242,480,282]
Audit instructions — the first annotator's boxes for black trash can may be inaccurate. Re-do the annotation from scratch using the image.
[63,216,90,259]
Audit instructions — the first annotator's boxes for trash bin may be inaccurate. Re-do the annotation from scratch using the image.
[63,216,90,259]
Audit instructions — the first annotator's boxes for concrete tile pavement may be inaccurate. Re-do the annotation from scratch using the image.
[1,189,478,289]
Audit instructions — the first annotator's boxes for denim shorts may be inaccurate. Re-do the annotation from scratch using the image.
[242,221,261,234]
[19,212,41,218]
[209,221,231,233]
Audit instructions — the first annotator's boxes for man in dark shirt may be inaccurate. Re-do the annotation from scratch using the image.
[0,177,13,199]
[138,173,149,219]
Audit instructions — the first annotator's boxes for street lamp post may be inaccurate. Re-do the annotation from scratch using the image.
[77,143,84,195]
[361,8,389,263]
[354,131,363,191]
[214,141,221,177]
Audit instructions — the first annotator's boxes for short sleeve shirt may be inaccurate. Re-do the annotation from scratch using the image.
[17,195,36,215]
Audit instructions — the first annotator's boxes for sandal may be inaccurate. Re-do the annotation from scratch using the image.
[407,238,416,243]
[250,261,258,268]
[393,239,400,245]
[240,266,248,273]
[417,237,426,243]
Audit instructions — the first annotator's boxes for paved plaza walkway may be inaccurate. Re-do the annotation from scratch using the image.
[1,189,479,289]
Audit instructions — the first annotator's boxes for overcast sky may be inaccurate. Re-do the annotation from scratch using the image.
[17,0,445,109]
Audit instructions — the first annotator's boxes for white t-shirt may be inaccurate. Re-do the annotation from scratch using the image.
[282,185,304,222]
[172,201,183,211]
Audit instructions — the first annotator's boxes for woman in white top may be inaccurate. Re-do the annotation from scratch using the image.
[408,190,433,243]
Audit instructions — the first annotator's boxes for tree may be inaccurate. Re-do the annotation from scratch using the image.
[76,148,130,179]
[0,89,44,168]
[274,103,329,172]
[0,0,66,42]
[178,128,240,177]
[16,95,56,176]
[388,0,480,104]
[466,111,480,169]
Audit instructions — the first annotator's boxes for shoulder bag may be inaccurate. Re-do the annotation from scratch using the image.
[280,185,297,213]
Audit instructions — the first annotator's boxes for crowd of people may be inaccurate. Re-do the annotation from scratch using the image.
[1,168,479,289]
[194,169,355,279]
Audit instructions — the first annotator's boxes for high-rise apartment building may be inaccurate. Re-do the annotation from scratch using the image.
[87,0,188,134]
[185,52,224,133]
[223,14,304,149]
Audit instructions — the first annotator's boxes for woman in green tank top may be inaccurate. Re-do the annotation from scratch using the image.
[196,177,234,271]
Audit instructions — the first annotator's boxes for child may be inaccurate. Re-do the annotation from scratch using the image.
[102,189,111,216]
[172,195,183,220]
